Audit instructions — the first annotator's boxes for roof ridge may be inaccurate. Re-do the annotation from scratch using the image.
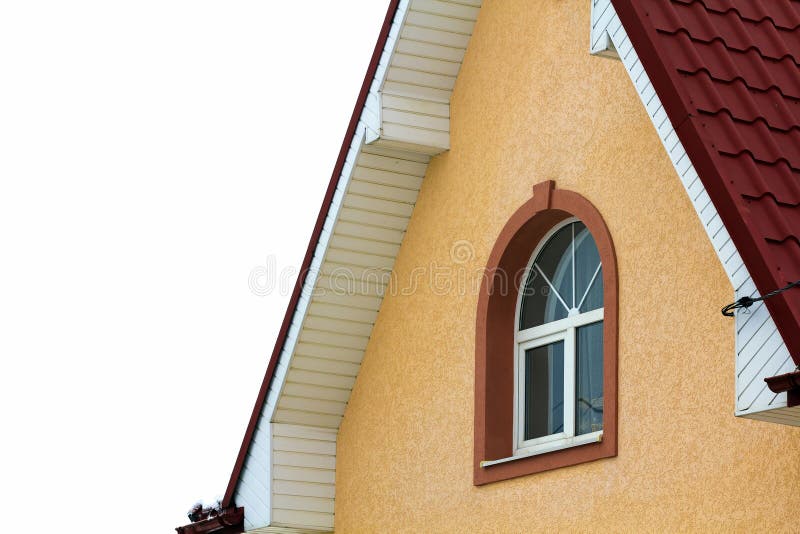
[673,0,800,31]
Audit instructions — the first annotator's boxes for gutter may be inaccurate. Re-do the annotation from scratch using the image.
[176,507,244,534]
[764,370,800,407]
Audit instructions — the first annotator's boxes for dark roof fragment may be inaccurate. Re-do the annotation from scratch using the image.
[613,0,800,362]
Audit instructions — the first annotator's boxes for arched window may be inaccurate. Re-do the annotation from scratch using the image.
[474,181,617,485]
[515,219,604,456]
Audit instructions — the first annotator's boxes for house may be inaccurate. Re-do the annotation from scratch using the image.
[178,0,800,531]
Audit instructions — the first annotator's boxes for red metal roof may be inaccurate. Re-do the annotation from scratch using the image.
[612,0,800,363]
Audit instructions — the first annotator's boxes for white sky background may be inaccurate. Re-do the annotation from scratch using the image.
[0,1,390,531]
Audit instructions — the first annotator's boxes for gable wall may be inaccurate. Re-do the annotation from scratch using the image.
[334,0,800,530]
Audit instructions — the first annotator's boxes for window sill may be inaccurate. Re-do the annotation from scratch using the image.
[480,431,603,468]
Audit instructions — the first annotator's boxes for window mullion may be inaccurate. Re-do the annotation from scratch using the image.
[563,326,576,439]
[515,342,524,451]
[534,263,571,314]
[577,262,602,312]
[571,222,576,310]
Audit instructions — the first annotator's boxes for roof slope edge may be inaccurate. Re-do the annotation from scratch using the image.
[221,0,402,508]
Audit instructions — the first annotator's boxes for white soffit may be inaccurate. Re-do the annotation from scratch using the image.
[267,0,481,442]
[365,0,481,154]
[234,1,483,531]
[590,0,798,425]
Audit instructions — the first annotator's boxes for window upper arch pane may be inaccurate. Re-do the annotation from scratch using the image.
[519,219,603,331]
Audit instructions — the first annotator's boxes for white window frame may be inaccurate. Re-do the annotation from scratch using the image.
[513,218,604,458]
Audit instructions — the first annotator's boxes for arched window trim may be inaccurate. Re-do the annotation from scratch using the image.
[474,180,618,486]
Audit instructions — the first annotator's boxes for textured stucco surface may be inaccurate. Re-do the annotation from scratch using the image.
[334,0,800,531]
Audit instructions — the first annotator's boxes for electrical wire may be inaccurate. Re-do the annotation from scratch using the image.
[721,280,800,317]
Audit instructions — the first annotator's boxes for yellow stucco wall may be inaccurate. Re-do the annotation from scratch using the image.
[334,0,800,531]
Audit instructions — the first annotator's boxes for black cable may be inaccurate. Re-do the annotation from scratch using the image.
[721,280,800,317]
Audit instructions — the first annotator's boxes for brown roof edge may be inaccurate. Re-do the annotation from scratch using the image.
[220,0,401,508]
[176,507,244,534]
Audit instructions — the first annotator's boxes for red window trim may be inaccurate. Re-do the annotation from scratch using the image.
[474,180,618,485]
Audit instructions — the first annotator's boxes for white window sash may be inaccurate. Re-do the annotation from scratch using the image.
[509,217,606,461]
[515,332,567,451]
[514,309,604,455]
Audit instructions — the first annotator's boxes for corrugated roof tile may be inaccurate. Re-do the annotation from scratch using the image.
[673,0,800,31]
[717,154,800,206]
[683,73,800,131]
[664,1,800,62]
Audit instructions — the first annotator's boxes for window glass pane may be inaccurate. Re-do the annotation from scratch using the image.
[576,321,604,435]
[574,222,603,313]
[579,266,603,313]
[519,224,573,330]
[524,341,564,440]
